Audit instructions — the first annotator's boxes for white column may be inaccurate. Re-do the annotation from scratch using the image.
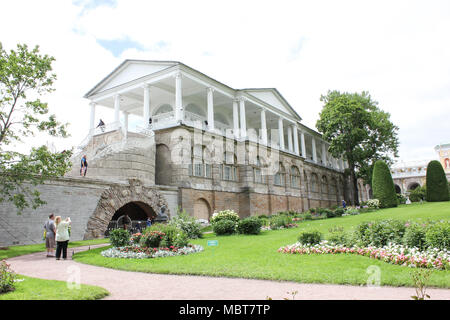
[260,109,267,144]
[287,126,293,152]
[175,72,183,122]
[239,97,246,139]
[293,125,299,155]
[114,94,121,125]
[278,117,285,149]
[143,84,151,127]
[123,111,129,139]
[322,142,327,165]
[207,87,214,131]
[89,102,96,135]
[233,99,239,139]
[300,131,306,158]
[312,137,317,163]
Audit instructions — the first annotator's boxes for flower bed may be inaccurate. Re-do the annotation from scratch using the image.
[261,223,298,231]
[278,241,450,270]
[101,244,204,259]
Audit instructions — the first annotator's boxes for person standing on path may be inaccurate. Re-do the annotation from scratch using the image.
[342,199,346,209]
[146,217,152,228]
[80,155,88,176]
[43,214,56,257]
[55,216,71,260]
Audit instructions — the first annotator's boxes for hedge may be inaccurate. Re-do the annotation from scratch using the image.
[372,160,397,208]
[426,160,449,202]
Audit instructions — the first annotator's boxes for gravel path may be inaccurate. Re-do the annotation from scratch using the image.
[7,245,450,300]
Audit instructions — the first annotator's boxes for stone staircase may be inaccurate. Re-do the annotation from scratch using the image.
[67,130,155,184]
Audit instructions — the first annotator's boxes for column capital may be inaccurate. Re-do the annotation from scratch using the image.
[238,96,247,102]
[142,83,151,89]
[89,101,97,107]
[207,87,215,93]
[114,93,122,99]
[174,71,182,79]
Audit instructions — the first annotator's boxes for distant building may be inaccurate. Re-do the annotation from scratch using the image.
[392,142,450,194]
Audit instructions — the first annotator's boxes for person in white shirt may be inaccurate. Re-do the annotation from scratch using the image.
[55,216,71,260]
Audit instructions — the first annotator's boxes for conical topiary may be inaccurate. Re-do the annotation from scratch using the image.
[426,160,449,202]
[372,160,398,208]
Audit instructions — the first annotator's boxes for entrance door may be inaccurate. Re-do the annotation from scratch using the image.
[194,198,210,220]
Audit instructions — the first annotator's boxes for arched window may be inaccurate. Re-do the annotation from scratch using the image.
[330,178,337,195]
[290,166,301,189]
[321,176,328,195]
[189,145,212,178]
[311,173,318,192]
[153,103,173,115]
[221,153,238,181]
[185,103,206,117]
[274,162,285,186]
[254,156,264,184]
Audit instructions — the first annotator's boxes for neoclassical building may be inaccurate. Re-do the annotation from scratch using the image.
[68,60,352,220]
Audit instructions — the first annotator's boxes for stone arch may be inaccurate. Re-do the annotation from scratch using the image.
[311,173,319,193]
[395,184,402,194]
[193,198,211,220]
[155,144,172,185]
[84,179,170,239]
[321,175,328,196]
[407,182,421,191]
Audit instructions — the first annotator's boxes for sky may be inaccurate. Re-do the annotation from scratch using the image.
[1,0,449,162]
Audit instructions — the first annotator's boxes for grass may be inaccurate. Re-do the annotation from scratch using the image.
[0,275,109,300]
[73,201,450,288]
[0,238,110,260]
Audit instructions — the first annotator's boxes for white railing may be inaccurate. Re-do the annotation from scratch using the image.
[392,171,426,178]
[152,111,175,130]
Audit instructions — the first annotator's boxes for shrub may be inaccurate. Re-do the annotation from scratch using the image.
[334,208,345,217]
[0,260,16,294]
[140,230,165,248]
[213,219,237,235]
[168,209,203,239]
[355,219,406,247]
[324,209,336,218]
[426,160,449,202]
[366,199,380,209]
[372,160,398,208]
[309,208,316,214]
[303,213,312,220]
[298,230,322,245]
[173,232,189,248]
[409,186,426,202]
[345,208,360,215]
[130,233,143,245]
[109,229,130,247]
[403,223,427,250]
[327,230,350,246]
[210,210,240,224]
[397,193,407,204]
[143,224,188,248]
[237,217,262,235]
[269,215,292,229]
[425,221,450,250]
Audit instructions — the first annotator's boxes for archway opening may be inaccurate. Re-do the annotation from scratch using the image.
[194,198,211,221]
[106,201,156,236]
[408,182,420,191]
[395,184,401,194]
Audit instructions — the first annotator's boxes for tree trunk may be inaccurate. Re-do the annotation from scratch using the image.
[349,163,359,206]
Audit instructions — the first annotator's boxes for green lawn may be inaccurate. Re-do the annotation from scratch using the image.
[73,202,450,288]
[0,275,109,300]
[0,238,110,260]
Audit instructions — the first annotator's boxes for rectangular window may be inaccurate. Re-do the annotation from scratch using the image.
[205,164,211,178]
[254,168,262,183]
[194,163,203,177]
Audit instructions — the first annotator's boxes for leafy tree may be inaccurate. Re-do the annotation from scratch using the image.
[316,91,399,205]
[0,43,72,214]
[425,160,449,202]
[371,160,397,208]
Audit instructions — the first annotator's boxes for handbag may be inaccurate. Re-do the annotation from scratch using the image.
[43,229,47,241]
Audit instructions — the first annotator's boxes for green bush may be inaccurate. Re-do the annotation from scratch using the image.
[168,209,203,239]
[212,219,237,235]
[303,213,312,220]
[397,193,407,204]
[269,215,292,229]
[143,223,188,248]
[298,230,322,245]
[173,232,189,248]
[409,186,426,202]
[324,209,336,218]
[0,260,16,294]
[425,221,450,250]
[210,210,240,224]
[334,208,345,217]
[109,229,130,247]
[355,219,406,247]
[237,217,262,235]
[140,230,165,248]
[403,223,427,250]
[327,230,350,246]
[426,160,449,202]
[372,160,398,208]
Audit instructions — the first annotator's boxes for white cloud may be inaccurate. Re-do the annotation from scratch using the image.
[1,0,449,163]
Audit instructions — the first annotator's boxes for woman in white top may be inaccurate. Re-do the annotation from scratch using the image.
[55,216,71,260]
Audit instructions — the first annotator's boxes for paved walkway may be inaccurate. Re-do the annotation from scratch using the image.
[7,245,450,300]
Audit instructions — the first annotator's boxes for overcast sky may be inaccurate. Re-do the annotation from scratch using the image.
[1,0,449,162]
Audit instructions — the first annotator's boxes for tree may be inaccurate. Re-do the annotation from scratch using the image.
[425,160,449,202]
[0,43,72,214]
[316,90,399,205]
[371,160,397,208]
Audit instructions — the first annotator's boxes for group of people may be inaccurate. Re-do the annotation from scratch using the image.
[44,214,72,260]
